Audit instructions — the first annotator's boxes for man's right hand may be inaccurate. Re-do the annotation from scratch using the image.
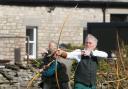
[54,49,67,59]
[81,50,91,56]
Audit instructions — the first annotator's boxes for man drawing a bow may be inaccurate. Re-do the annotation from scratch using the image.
[55,34,108,89]
[39,41,70,89]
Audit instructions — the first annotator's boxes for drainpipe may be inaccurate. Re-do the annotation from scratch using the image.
[26,36,30,65]
[102,7,106,23]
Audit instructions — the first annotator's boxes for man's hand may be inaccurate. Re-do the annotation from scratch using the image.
[53,49,62,58]
[54,49,67,59]
[81,50,91,56]
[37,68,44,73]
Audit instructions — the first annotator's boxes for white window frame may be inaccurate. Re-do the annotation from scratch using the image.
[26,26,37,59]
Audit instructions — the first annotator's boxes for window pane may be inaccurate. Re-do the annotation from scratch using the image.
[111,14,128,22]
[26,43,33,55]
[26,29,34,41]
[29,43,33,55]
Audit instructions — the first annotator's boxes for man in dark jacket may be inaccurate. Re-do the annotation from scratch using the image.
[39,41,69,89]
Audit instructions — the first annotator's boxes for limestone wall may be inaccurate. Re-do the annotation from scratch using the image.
[0,66,41,89]
[0,5,104,59]
[0,5,127,59]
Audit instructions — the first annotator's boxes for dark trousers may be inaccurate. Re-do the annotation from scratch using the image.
[39,81,69,89]
[74,83,96,89]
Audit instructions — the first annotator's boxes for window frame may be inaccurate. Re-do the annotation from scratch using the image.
[26,26,37,59]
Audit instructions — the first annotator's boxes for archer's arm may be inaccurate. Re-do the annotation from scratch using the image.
[92,50,108,58]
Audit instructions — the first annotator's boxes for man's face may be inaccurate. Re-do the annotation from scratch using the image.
[48,43,57,53]
[85,38,96,50]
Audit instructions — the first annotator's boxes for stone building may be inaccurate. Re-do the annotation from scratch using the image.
[0,0,128,63]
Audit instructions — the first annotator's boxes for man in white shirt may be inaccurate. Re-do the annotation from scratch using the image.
[56,34,108,89]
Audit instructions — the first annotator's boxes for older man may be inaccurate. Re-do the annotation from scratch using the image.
[39,41,69,89]
[56,34,108,89]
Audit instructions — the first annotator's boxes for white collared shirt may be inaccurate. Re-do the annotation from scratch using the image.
[67,49,108,62]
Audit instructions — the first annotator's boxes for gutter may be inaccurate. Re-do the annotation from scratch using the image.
[0,0,128,8]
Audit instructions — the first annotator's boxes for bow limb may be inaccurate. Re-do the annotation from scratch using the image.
[27,72,41,89]
[26,65,41,89]
[57,4,78,48]
[55,4,78,89]
[26,60,55,89]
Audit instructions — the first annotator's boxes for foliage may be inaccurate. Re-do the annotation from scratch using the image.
[97,59,110,72]
[96,43,128,89]
[60,43,84,52]
[31,58,43,68]
[71,60,78,73]
[124,45,128,57]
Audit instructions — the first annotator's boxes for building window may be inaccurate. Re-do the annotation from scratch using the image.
[111,14,128,22]
[26,26,37,59]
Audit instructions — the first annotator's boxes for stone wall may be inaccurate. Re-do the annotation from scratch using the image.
[0,5,128,60]
[0,5,104,59]
[0,36,26,64]
[0,66,41,89]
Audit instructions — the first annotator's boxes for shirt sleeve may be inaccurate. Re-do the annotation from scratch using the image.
[42,61,61,77]
[92,50,108,58]
[66,49,81,62]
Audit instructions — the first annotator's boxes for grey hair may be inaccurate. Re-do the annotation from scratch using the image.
[48,41,57,52]
[49,40,57,45]
[49,41,57,48]
[85,34,98,46]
